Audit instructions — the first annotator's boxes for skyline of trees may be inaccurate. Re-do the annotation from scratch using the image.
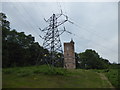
[1,12,118,69]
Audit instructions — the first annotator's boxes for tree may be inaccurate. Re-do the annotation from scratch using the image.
[1,12,111,68]
[76,49,110,69]
[1,12,50,68]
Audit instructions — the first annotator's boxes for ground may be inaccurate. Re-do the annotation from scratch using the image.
[2,65,115,88]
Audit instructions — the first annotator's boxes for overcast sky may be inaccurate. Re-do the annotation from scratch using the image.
[1,1,118,63]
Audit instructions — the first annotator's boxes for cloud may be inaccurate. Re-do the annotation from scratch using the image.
[2,2,118,63]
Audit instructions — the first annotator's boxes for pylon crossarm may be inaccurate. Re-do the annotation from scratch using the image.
[39,35,44,39]
[46,14,62,23]
[65,30,72,34]
[41,26,50,32]
[62,14,68,19]
[55,13,62,19]
[57,20,68,27]
[45,15,53,22]
[38,12,72,67]
[58,30,66,36]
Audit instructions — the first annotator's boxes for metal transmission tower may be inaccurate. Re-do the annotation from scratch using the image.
[39,12,71,67]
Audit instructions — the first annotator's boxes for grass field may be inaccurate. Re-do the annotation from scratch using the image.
[2,65,115,88]
[92,69,120,88]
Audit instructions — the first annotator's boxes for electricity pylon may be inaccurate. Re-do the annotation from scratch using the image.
[39,11,73,67]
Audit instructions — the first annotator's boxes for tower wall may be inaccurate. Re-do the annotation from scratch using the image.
[64,40,76,69]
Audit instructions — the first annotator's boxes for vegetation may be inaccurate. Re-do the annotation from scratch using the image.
[3,65,68,76]
[1,12,112,69]
[75,49,110,69]
[1,12,49,68]
[2,65,114,88]
[105,69,120,88]
[92,68,120,88]
[1,12,64,68]
[1,12,119,88]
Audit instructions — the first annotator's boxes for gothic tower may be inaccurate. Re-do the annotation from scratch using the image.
[64,39,76,69]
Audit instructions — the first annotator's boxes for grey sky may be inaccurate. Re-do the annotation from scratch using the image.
[1,1,118,63]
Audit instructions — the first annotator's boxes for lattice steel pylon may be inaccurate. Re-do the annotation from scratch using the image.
[39,12,71,67]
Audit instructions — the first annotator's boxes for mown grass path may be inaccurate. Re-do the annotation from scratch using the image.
[97,73,114,88]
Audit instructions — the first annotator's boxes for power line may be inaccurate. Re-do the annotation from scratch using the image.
[11,3,53,67]
[55,2,118,61]
[57,3,117,53]
[68,16,117,47]
[9,2,118,62]
[14,3,42,38]
[23,3,117,54]
[70,22,117,53]
[67,33,118,61]
[11,3,44,47]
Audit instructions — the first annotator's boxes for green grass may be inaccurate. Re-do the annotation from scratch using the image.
[104,69,120,88]
[2,65,114,88]
[92,69,120,88]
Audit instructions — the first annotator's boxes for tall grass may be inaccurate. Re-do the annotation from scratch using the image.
[3,66,114,88]
[2,65,69,77]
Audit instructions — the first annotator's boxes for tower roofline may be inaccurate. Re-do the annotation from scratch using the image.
[70,38,74,44]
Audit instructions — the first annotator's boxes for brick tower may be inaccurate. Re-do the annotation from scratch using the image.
[64,39,76,69]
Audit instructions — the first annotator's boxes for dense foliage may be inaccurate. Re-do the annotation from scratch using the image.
[1,13,49,68]
[75,49,110,69]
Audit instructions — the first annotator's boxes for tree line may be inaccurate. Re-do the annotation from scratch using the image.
[1,12,118,69]
[1,12,50,68]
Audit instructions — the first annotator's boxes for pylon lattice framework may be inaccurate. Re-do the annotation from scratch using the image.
[39,12,69,66]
